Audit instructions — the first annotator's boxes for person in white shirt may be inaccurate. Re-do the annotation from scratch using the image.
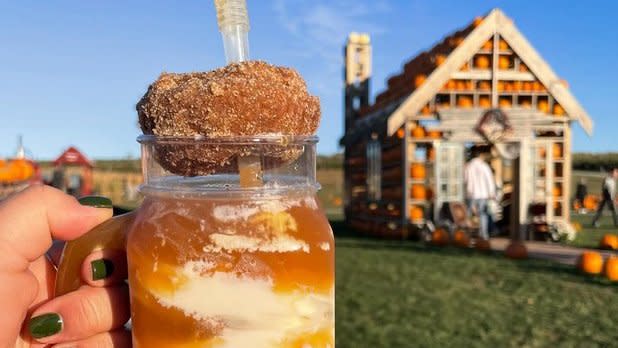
[464,148,496,240]
[592,168,618,228]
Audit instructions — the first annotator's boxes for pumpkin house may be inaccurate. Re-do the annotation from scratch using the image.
[341,9,593,239]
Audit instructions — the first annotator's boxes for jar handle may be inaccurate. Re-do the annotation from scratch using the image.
[55,211,136,296]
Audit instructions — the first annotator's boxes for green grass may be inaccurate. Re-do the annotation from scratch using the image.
[568,213,618,249]
[334,220,618,347]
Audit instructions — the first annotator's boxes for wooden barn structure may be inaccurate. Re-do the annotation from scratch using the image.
[341,9,593,239]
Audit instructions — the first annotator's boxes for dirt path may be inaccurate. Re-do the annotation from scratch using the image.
[489,237,616,265]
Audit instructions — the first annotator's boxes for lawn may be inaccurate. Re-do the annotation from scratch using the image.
[334,220,618,347]
[568,213,618,249]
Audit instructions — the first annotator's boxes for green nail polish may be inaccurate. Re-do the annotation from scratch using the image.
[28,313,63,339]
[91,258,114,280]
[78,196,112,209]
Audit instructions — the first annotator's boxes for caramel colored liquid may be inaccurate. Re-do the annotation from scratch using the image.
[127,191,334,347]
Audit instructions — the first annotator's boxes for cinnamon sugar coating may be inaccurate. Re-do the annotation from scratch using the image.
[136,61,320,175]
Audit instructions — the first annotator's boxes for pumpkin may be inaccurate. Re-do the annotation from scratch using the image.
[537,100,549,113]
[465,80,474,90]
[553,185,562,197]
[410,205,424,221]
[457,96,473,108]
[431,228,450,246]
[552,143,563,158]
[411,185,426,199]
[472,16,483,27]
[519,98,532,108]
[512,81,522,91]
[532,81,543,91]
[474,55,491,69]
[519,63,529,72]
[411,125,426,138]
[482,39,493,51]
[478,81,491,91]
[599,234,618,250]
[421,104,432,115]
[578,251,603,275]
[604,256,618,281]
[479,96,491,108]
[427,130,442,139]
[396,128,405,139]
[498,97,512,108]
[498,56,511,70]
[553,104,565,116]
[453,230,470,248]
[414,74,426,88]
[455,80,466,90]
[445,79,456,90]
[410,163,426,179]
[475,238,491,252]
[538,147,546,158]
[499,39,509,50]
[504,241,528,259]
[522,81,533,91]
[439,101,450,109]
[435,54,447,66]
[583,195,598,210]
[504,82,513,92]
[497,81,505,92]
[460,62,470,71]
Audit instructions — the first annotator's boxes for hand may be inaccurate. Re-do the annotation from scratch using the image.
[0,185,131,347]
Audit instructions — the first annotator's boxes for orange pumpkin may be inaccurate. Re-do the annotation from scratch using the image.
[414,74,426,88]
[519,99,532,108]
[498,56,511,70]
[479,96,491,108]
[538,100,549,113]
[396,128,405,139]
[522,81,533,91]
[460,62,470,71]
[512,81,522,91]
[431,228,450,246]
[411,126,426,138]
[474,55,491,69]
[583,195,599,210]
[497,81,505,92]
[411,185,426,199]
[435,54,447,66]
[482,39,493,51]
[410,205,424,221]
[538,147,546,158]
[472,16,483,27]
[519,63,529,72]
[457,96,473,108]
[604,256,618,281]
[478,81,491,91]
[505,241,528,259]
[552,143,563,158]
[599,234,618,250]
[445,79,456,90]
[578,251,603,275]
[498,97,512,108]
[410,163,426,179]
[499,39,509,50]
[427,130,442,139]
[453,230,470,248]
[553,104,565,116]
[475,238,491,252]
[553,185,562,197]
[455,80,467,90]
[503,82,513,92]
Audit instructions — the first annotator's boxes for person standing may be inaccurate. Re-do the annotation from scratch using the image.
[464,147,496,240]
[575,178,587,213]
[592,168,618,227]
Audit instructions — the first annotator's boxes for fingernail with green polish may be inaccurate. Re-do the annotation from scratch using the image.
[91,258,115,280]
[28,313,63,339]
[78,196,112,209]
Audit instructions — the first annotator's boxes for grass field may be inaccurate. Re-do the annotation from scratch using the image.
[569,213,618,249]
[334,220,618,347]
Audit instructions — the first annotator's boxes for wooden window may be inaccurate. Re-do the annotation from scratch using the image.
[366,140,382,201]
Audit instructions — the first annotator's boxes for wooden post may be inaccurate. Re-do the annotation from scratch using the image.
[510,153,520,240]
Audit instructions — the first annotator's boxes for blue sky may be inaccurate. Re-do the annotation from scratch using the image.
[1,0,617,159]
